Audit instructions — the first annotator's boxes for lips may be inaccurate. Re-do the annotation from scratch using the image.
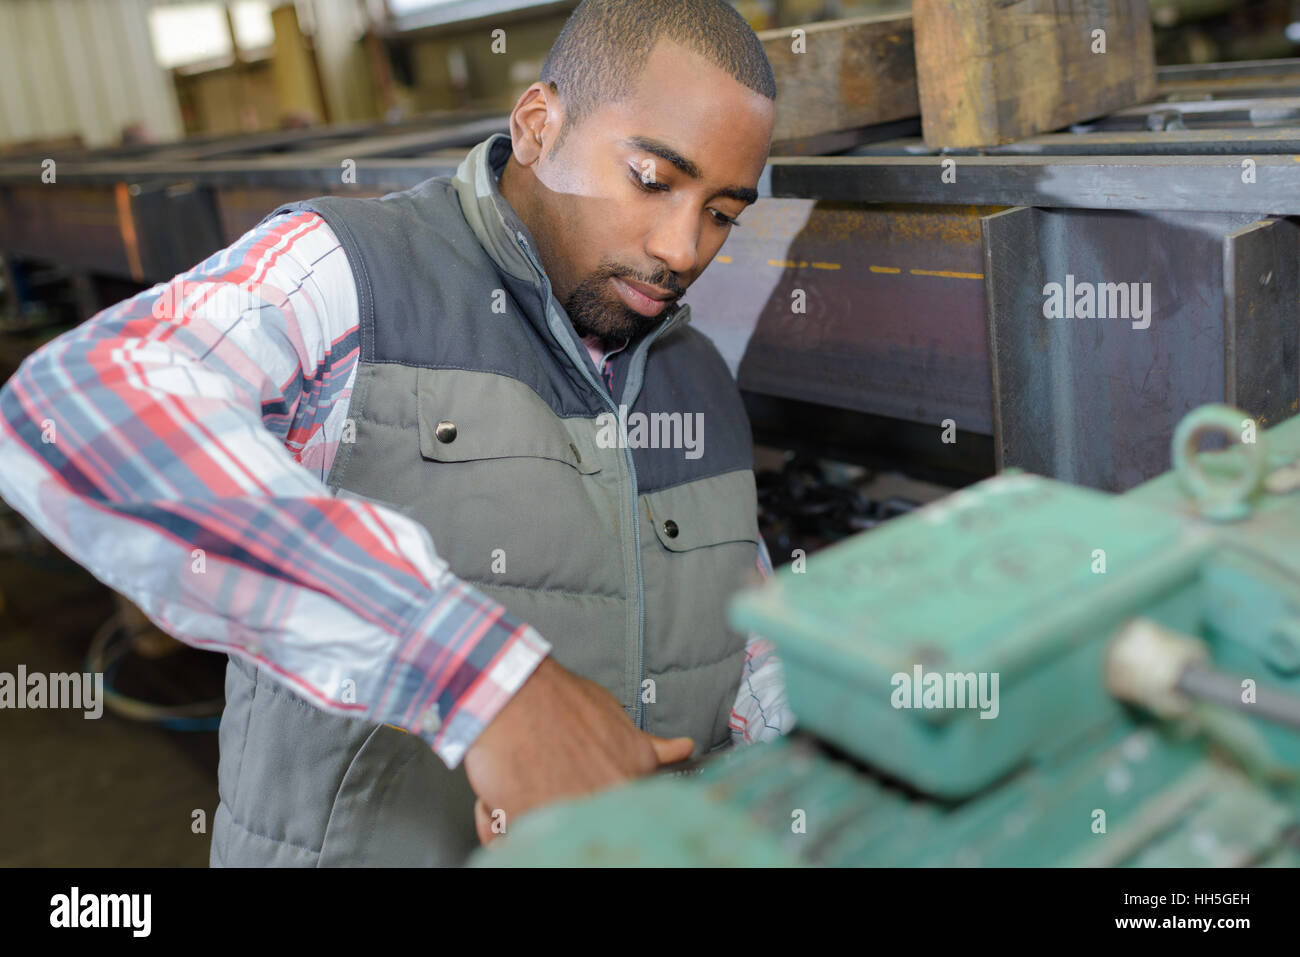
[611,276,675,317]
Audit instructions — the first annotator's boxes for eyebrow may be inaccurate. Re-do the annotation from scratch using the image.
[621,135,759,205]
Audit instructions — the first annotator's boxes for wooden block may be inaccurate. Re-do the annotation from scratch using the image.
[913,0,1156,148]
[759,13,920,147]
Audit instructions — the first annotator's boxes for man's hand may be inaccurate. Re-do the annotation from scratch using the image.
[463,656,694,845]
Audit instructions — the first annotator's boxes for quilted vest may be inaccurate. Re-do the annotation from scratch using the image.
[209,134,761,866]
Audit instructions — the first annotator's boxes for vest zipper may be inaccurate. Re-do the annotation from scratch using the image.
[620,313,683,730]
[514,232,683,730]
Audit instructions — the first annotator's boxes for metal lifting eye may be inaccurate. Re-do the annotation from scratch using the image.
[1172,404,1267,521]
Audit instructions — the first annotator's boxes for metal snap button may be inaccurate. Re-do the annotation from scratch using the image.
[434,420,457,443]
[663,519,679,538]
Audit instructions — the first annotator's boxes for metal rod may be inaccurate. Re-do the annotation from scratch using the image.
[1177,665,1300,729]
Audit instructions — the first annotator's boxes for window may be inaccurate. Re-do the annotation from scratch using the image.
[147,1,274,70]
[231,1,274,52]
[147,3,233,69]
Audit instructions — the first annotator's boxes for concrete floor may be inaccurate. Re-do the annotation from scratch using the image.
[0,533,223,867]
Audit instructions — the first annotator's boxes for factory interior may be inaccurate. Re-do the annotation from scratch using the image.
[0,0,1298,881]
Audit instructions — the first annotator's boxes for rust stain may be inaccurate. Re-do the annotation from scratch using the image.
[114,181,144,283]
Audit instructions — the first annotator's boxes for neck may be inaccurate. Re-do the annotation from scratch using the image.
[497,155,535,235]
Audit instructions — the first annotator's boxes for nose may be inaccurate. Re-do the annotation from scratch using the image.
[644,202,700,279]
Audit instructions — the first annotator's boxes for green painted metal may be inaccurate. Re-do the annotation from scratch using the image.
[471,406,1300,866]
[726,469,1207,799]
[471,775,801,868]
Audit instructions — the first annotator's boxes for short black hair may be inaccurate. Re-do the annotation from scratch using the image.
[539,0,776,154]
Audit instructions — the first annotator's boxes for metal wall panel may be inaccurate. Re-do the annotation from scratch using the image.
[0,0,182,149]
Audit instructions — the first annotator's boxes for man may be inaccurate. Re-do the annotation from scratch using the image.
[0,0,792,865]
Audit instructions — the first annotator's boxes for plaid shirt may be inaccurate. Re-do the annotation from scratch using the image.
[0,209,792,770]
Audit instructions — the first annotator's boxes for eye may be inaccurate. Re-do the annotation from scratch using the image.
[629,165,668,192]
[627,164,741,228]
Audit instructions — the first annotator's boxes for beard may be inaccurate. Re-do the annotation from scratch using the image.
[562,261,682,341]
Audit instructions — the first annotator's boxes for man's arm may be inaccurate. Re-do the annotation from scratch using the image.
[0,210,549,767]
[729,536,796,744]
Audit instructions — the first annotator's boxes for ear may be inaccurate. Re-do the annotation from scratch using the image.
[509,82,565,167]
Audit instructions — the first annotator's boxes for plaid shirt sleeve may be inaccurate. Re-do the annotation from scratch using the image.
[0,210,549,768]
[729,535,797,745]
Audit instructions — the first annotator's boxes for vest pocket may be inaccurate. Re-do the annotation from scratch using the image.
[642,469,762,553]
[416,367,601,474]
[409,363,627,617]
[317,724,478,866]
[638,470,762,744]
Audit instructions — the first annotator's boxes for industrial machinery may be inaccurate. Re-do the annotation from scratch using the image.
[471,404,1300,866]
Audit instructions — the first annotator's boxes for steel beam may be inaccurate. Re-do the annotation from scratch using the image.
[765,155,1300,214]
[1223,218,1300,427]
[983,207,1298,491]
[685,200,996,433]
[853,129,1300,156]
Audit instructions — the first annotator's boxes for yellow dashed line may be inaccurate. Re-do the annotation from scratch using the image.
[909,268,985,280]
[716,255,732,263]
[767,259,841,269]
[760,260,981,279]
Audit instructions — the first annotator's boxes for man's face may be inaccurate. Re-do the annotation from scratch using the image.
[503,39,775,341]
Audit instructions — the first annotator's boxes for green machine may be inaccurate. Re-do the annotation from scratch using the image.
[473,405,1300,867]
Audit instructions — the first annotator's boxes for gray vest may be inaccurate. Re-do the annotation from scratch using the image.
[210,141,761,866]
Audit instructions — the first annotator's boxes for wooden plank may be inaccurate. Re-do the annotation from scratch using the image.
[270,3,326,125]
[758,13,920,147]
[913,0,1156,148]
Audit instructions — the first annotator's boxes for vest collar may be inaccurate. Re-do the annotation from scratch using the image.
[452,133,539,284]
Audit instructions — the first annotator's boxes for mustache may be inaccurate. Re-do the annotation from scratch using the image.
[599,265,685,299]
